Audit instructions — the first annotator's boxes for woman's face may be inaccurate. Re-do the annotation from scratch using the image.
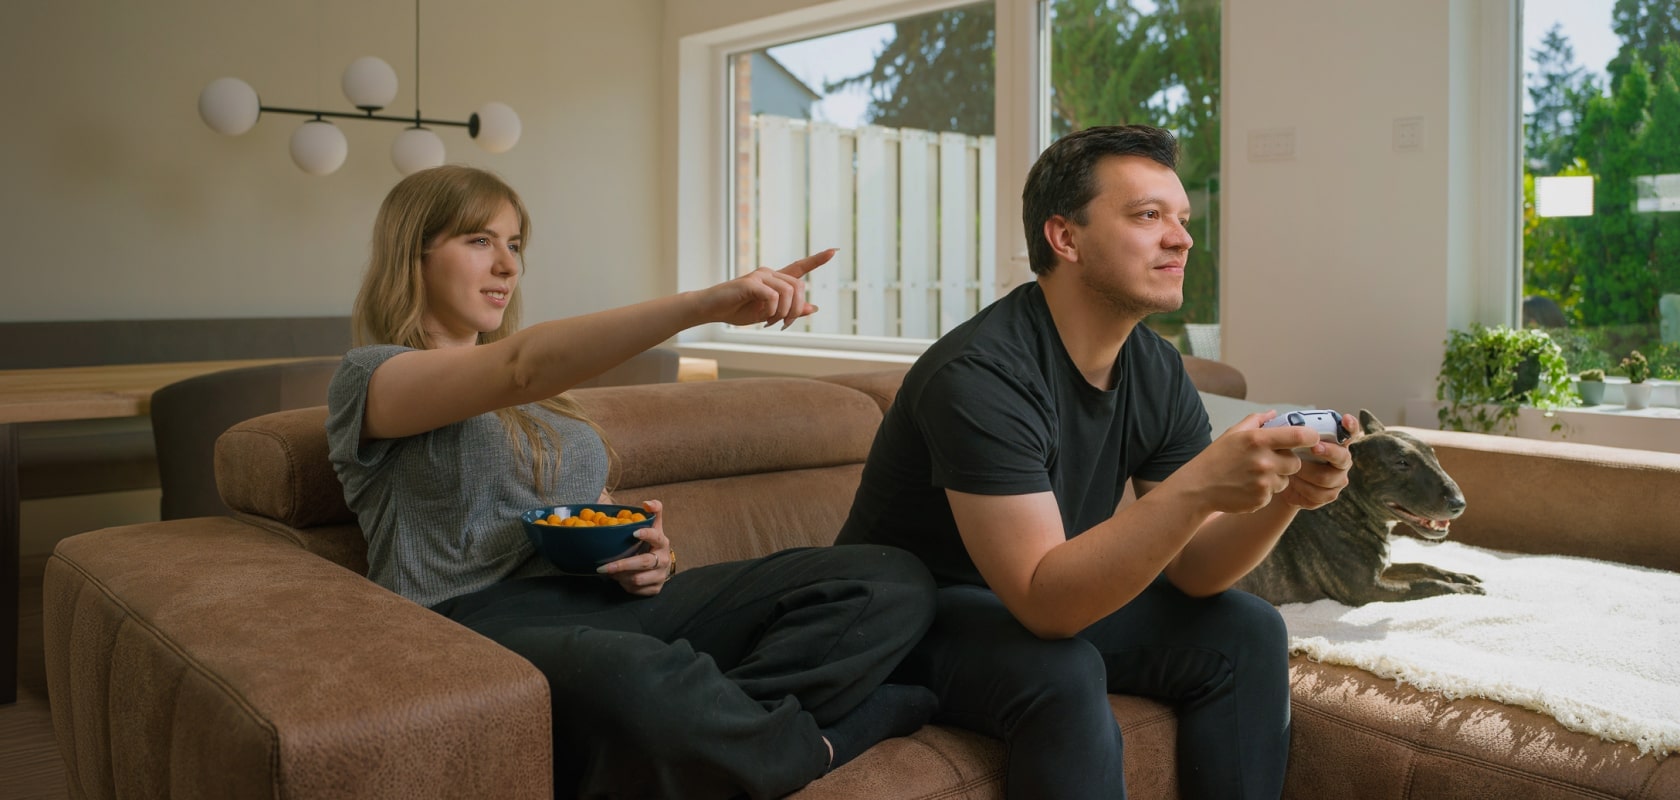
[419,200,522,349]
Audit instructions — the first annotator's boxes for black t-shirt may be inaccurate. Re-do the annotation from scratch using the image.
[836,282,1212,587]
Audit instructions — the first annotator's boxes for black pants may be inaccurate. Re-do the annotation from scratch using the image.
[433,545,936,800]
[892,575,1290,800]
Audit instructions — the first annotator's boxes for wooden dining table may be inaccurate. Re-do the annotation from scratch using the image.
[0,355,719,704]
[0,358,321,705]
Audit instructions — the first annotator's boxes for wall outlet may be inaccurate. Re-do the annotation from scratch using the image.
[1247,127,1296,162]
[1393,116,1424,152]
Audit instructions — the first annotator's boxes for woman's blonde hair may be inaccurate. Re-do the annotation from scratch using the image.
[353,165,613,493]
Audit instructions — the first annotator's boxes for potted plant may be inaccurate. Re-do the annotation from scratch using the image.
[1576,368,1607,405]
[1621,350,1652,409]
[1435,323,1575,434]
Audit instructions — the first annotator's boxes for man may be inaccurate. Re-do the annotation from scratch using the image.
[836,124,1356,799]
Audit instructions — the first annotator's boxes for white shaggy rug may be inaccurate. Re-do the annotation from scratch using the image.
[1277,537,1680,756]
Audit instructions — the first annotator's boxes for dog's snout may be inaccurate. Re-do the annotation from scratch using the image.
[1445,494,1466,515]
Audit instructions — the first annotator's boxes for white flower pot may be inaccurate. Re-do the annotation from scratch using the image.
[1576,379,1606,406]
[1624,382,1653,410]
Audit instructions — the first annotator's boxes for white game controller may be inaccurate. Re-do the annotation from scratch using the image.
[1260,409,1350,462]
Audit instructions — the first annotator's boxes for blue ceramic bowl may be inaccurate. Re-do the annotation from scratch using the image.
[520,504,656,574]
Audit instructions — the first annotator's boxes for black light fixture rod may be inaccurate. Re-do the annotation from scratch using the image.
[258,105,470,128]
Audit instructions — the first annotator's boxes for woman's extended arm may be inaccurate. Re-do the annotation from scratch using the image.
[362,250,833,440]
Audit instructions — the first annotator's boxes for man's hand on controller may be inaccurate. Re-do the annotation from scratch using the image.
[1270,411,1358,511]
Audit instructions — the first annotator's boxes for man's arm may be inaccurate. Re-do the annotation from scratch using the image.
[948,412,1328,639]
[1146,485,1294,596]
[947,486,1212,639]
[1145,415,1360,597]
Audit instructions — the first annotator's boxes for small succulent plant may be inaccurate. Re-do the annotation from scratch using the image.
[1621,351,1651,384]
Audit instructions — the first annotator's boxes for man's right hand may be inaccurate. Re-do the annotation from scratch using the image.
[1174,411,1323,515]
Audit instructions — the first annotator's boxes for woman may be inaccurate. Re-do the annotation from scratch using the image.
[326,165,937,799]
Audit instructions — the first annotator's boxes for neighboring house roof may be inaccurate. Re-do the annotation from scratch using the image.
[751,51,820,119]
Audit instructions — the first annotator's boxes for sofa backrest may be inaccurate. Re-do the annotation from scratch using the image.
[215,377,887,574]
[152,357,344,520]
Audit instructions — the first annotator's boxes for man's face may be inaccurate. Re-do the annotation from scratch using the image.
[1060,154,1193,317]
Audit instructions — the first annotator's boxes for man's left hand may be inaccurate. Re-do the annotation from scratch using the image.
[1275,414,1360,510]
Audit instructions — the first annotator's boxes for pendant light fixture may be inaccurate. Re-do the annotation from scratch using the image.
[197,0,520,176]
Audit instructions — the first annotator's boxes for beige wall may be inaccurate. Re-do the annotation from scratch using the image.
[0,0,665,324]
[1218,0,1513,425]
[4,0,665,555]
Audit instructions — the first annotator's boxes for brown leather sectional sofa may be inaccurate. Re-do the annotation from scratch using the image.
[42,361,1680,798]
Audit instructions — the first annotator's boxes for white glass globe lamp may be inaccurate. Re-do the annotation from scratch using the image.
[341,57,399,111]
[289,120,349,175]
[391,126,447,175]
[471,102,522,154]
[198,77,261,136]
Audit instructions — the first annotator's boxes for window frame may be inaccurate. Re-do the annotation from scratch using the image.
[671,0,1045,375]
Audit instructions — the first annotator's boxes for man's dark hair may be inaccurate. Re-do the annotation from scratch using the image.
[1021,125,1179,275]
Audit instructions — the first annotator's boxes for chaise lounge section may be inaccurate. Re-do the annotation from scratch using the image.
[41,360,1680,798]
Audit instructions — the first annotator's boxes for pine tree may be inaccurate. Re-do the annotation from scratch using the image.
[1526,23,1590,174]
[1608,0,1680,90]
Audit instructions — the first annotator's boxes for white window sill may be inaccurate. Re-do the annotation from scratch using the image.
[1401,398,1680,454]
[676,341,921,378]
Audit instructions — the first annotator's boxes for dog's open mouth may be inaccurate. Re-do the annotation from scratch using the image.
[1388,504,1452,539]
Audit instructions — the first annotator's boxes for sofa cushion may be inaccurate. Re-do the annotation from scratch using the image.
[575,378,884,488]
[215,377,886,533]
[217,406,347,529]
[610,466,866,569]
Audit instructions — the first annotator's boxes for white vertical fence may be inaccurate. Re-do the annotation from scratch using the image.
[742,115,998,339]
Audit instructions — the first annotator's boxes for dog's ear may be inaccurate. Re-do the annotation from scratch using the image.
[1358,409,1386,433]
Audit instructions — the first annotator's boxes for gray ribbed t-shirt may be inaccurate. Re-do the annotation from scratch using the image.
[326,344,611,608]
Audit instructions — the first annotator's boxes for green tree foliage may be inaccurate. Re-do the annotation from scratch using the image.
[1573,57,1656,326]
[1643,42,1680,296]
[1047,0,1220,325]
[1525,8,1680,337]
[1522,162,1589,323]
[830,0,1222,324]
[1608,0,1680,89]
[823,5,996,137]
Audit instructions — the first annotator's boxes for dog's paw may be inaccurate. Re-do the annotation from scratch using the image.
[1442,570,1483,586]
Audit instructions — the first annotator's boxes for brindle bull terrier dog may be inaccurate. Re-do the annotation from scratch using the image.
[1235,410,1486,606]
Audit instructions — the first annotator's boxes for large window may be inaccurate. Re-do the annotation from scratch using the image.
[722,0,1222,355]
[1046,0,1221,356]
[728,4,997,343]
[1522,0,1680,390]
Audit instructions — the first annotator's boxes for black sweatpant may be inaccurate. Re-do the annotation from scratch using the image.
[432,544,936,800]
[892,575,1290,800]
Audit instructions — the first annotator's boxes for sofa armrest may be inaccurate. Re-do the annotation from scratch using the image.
[1397,426,1680,573]
[1181,355,1246,400]
[44,517,551,800]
